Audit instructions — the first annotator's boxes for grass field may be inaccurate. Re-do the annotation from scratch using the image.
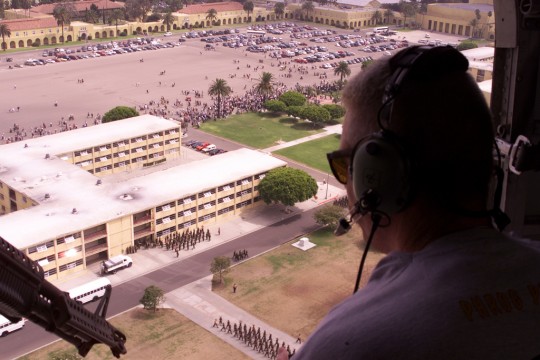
[214,227,384,342]
[199,112,324,149]
[19,308,250,360]
[272,134,341,173]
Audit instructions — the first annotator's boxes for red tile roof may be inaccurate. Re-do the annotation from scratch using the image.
[0,17,58,31]
[32,0,124,15]
[179,1,244,14]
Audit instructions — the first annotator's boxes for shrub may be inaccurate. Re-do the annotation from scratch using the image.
[279,91,306,107]
[264,99,287,113]
[322,104,345,120]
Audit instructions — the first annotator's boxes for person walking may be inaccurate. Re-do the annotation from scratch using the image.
[233,283,237,293]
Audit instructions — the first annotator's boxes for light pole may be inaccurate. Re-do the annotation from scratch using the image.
[325,173,329,199]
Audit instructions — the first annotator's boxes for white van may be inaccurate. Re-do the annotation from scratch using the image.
[202,144,216,153]
[0,315,26,337]
[68,277,112,304]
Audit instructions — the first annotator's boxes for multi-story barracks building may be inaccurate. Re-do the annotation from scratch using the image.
[0,115,286,280]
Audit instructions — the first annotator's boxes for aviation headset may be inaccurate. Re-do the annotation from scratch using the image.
[349,45,471,217]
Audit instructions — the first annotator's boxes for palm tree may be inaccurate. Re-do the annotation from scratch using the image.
[0,23,11,51]
[243,1,254,22]
[208,78,232,119]
[469,18,479,38]
[274,2,285,20]
[334,61,351,88]
[53,3,74,43]
[371,10,382,25]
[255,72,275,102]
[110,9,124,35]
[163,11,174,31]
[206,8,217,26]
[301,1,314,21]
[383,9,393,24]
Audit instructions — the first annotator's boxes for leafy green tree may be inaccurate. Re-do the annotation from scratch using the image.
[314,204,346,228]
[322,104,345,120]
[165,0,183,12]
[53,2,76,43]
[102,106,139,123]
[0,23,11,51]
[334,61,351,87]
[383,8,393,24]
[371,10,382,25]
[258,167,318,207]
[208,78,232,119]
[139,285,165,312]
[210,256,231,284]
[243,0,254,21]
[125,0,153,21]
[163,11,174,30]
[400,2,416,27]
[301,0,314,20]
[301,105,330,126]
[110,9,125,35]
[255,72,275,102]
[279,91,306,107]
[456,40,478,51]
[85,5,100,24]
[274,2,285,19]
[206,8,217,25]
[264,99,287,113]
[286,105,304,118]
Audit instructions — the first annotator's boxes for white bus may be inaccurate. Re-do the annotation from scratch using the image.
[0,315,26,337]
[68,277,112,304]
[374,26,389,34]
[247,30,266,36]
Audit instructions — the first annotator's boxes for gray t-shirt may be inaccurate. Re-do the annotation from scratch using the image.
[294,227,540,360]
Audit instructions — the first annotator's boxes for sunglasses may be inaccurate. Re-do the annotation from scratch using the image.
[327,148,352,185]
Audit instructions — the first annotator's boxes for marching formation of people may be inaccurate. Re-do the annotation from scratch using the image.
[212,317,296,359]
[232,249,249,262]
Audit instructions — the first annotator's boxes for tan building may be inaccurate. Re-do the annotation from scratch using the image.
[419,1,495,40]
[0,115,286,280]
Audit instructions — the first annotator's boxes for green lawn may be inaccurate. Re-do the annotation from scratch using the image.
[273,134,341,173]
[199,112,324,149]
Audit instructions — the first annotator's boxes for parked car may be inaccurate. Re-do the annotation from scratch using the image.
[164,32,173,37]
[202,144,216,153]
[196,142,210,151]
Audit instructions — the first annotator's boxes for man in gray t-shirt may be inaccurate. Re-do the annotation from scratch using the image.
[295,46,540,359]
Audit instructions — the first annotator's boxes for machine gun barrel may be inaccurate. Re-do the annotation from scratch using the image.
[0,236,127,358]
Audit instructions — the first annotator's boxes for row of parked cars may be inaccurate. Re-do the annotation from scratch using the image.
[185,140,227,156]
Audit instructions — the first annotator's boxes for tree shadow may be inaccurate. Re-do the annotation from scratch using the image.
[259,112,282,119]
[292,122,323,130]
[279,117,299,125]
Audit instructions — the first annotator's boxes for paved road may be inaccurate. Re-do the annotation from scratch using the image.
[2,206,322,360]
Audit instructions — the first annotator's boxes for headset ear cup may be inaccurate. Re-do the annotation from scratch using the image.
[351,132,412,214]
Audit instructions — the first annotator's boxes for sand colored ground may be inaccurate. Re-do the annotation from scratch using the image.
[0,35,341,139]
[213,227,385,342]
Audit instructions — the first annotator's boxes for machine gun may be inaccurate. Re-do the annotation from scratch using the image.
[0,236,127,358]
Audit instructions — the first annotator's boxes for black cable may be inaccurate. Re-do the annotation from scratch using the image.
[353,213,382,294]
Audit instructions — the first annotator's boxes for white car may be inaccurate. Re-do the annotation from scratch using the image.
[164,32,173,37]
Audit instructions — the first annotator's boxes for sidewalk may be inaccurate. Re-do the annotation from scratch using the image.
[262,124,342,153]
[165,276,298,359]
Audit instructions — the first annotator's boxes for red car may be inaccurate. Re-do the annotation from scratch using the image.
[196,142,210,151]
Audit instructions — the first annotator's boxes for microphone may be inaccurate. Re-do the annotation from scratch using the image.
[334,190,381,236]
[335,203,363,236]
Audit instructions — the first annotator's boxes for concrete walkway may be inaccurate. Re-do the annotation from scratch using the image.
[262,124,342,153]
